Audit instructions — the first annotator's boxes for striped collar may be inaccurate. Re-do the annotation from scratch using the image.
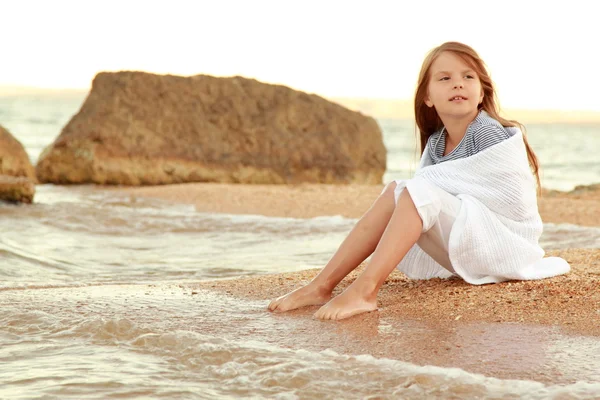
[429,110,491,159]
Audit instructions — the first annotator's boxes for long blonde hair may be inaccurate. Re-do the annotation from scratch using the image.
[413,42,541,190]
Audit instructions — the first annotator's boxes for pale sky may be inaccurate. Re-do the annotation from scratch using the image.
[0,0,598,111]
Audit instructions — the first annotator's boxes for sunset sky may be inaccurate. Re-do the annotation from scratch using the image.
[1,0,597,111]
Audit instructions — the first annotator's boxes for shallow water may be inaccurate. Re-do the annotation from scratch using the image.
[1,185,597,289]
[2,284,600,399]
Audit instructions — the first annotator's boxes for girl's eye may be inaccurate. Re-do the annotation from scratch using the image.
[466,75,475,79]
[439,77,449,81]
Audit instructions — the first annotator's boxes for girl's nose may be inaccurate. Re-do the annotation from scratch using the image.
[453,81,464,89]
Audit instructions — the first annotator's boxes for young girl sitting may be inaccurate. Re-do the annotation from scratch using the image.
[268,41,570,320]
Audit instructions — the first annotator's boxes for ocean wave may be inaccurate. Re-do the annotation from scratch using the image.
[7,314,598,399]
[542,223,600,249]
[2,283,600,398]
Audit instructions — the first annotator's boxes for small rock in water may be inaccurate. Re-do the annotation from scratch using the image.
[0,176,35,203]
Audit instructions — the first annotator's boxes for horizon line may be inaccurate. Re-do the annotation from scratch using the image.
[1,83,599,123]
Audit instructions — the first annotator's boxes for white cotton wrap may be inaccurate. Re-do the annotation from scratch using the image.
[395,129,570,284]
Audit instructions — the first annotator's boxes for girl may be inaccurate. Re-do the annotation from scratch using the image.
[268,42,570,320]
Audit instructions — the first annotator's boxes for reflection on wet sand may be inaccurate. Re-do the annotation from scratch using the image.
[3,283,597,388]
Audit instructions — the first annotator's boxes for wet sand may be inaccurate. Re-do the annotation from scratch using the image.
[194,248,600,337]
[115,182,600,227]
[5,282,600,386]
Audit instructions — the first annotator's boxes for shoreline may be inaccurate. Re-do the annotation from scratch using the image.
[100,181,600,337]
[4,280,599,385]
[193,248,600,338]
[5,181,598,386]
[106,182,600,227]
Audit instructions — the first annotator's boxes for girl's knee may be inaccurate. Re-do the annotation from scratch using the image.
[405,180,444,232]
[397,186,417,209]
[380,181,397,196]
[381,180,407,205]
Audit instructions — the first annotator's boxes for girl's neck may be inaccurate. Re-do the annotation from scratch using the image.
[441,110,479,145]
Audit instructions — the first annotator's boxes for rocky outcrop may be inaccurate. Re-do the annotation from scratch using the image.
[0,125,36,203]
[36,72,386,185]
[0,125,36,181]
[0,176,35,203]
[570,183,600,194]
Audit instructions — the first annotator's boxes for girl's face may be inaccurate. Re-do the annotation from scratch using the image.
[424,51,484,120]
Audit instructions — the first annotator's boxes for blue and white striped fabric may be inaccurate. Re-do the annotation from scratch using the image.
[427,110,517,164]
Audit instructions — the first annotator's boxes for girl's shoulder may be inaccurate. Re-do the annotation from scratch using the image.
[470,111,516,152]
[426,128,444,145]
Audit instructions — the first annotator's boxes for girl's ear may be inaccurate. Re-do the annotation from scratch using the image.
[424,96,434,108]
[479,90,484,104]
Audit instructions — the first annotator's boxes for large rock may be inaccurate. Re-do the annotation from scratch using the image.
[0,176,35,203]
[36,72,386,185]
[0,125,37,181]
[0,125,36,203]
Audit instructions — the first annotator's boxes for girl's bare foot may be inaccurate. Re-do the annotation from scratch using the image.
[313,281,377,320]
[268,283,332,312]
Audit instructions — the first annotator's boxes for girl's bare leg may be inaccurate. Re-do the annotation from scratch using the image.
[267,183,398,312]
[314,188,423,320]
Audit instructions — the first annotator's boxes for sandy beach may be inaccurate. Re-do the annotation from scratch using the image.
[108,182,600,338]
[193,248,600,336]
[116,182,600,227]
